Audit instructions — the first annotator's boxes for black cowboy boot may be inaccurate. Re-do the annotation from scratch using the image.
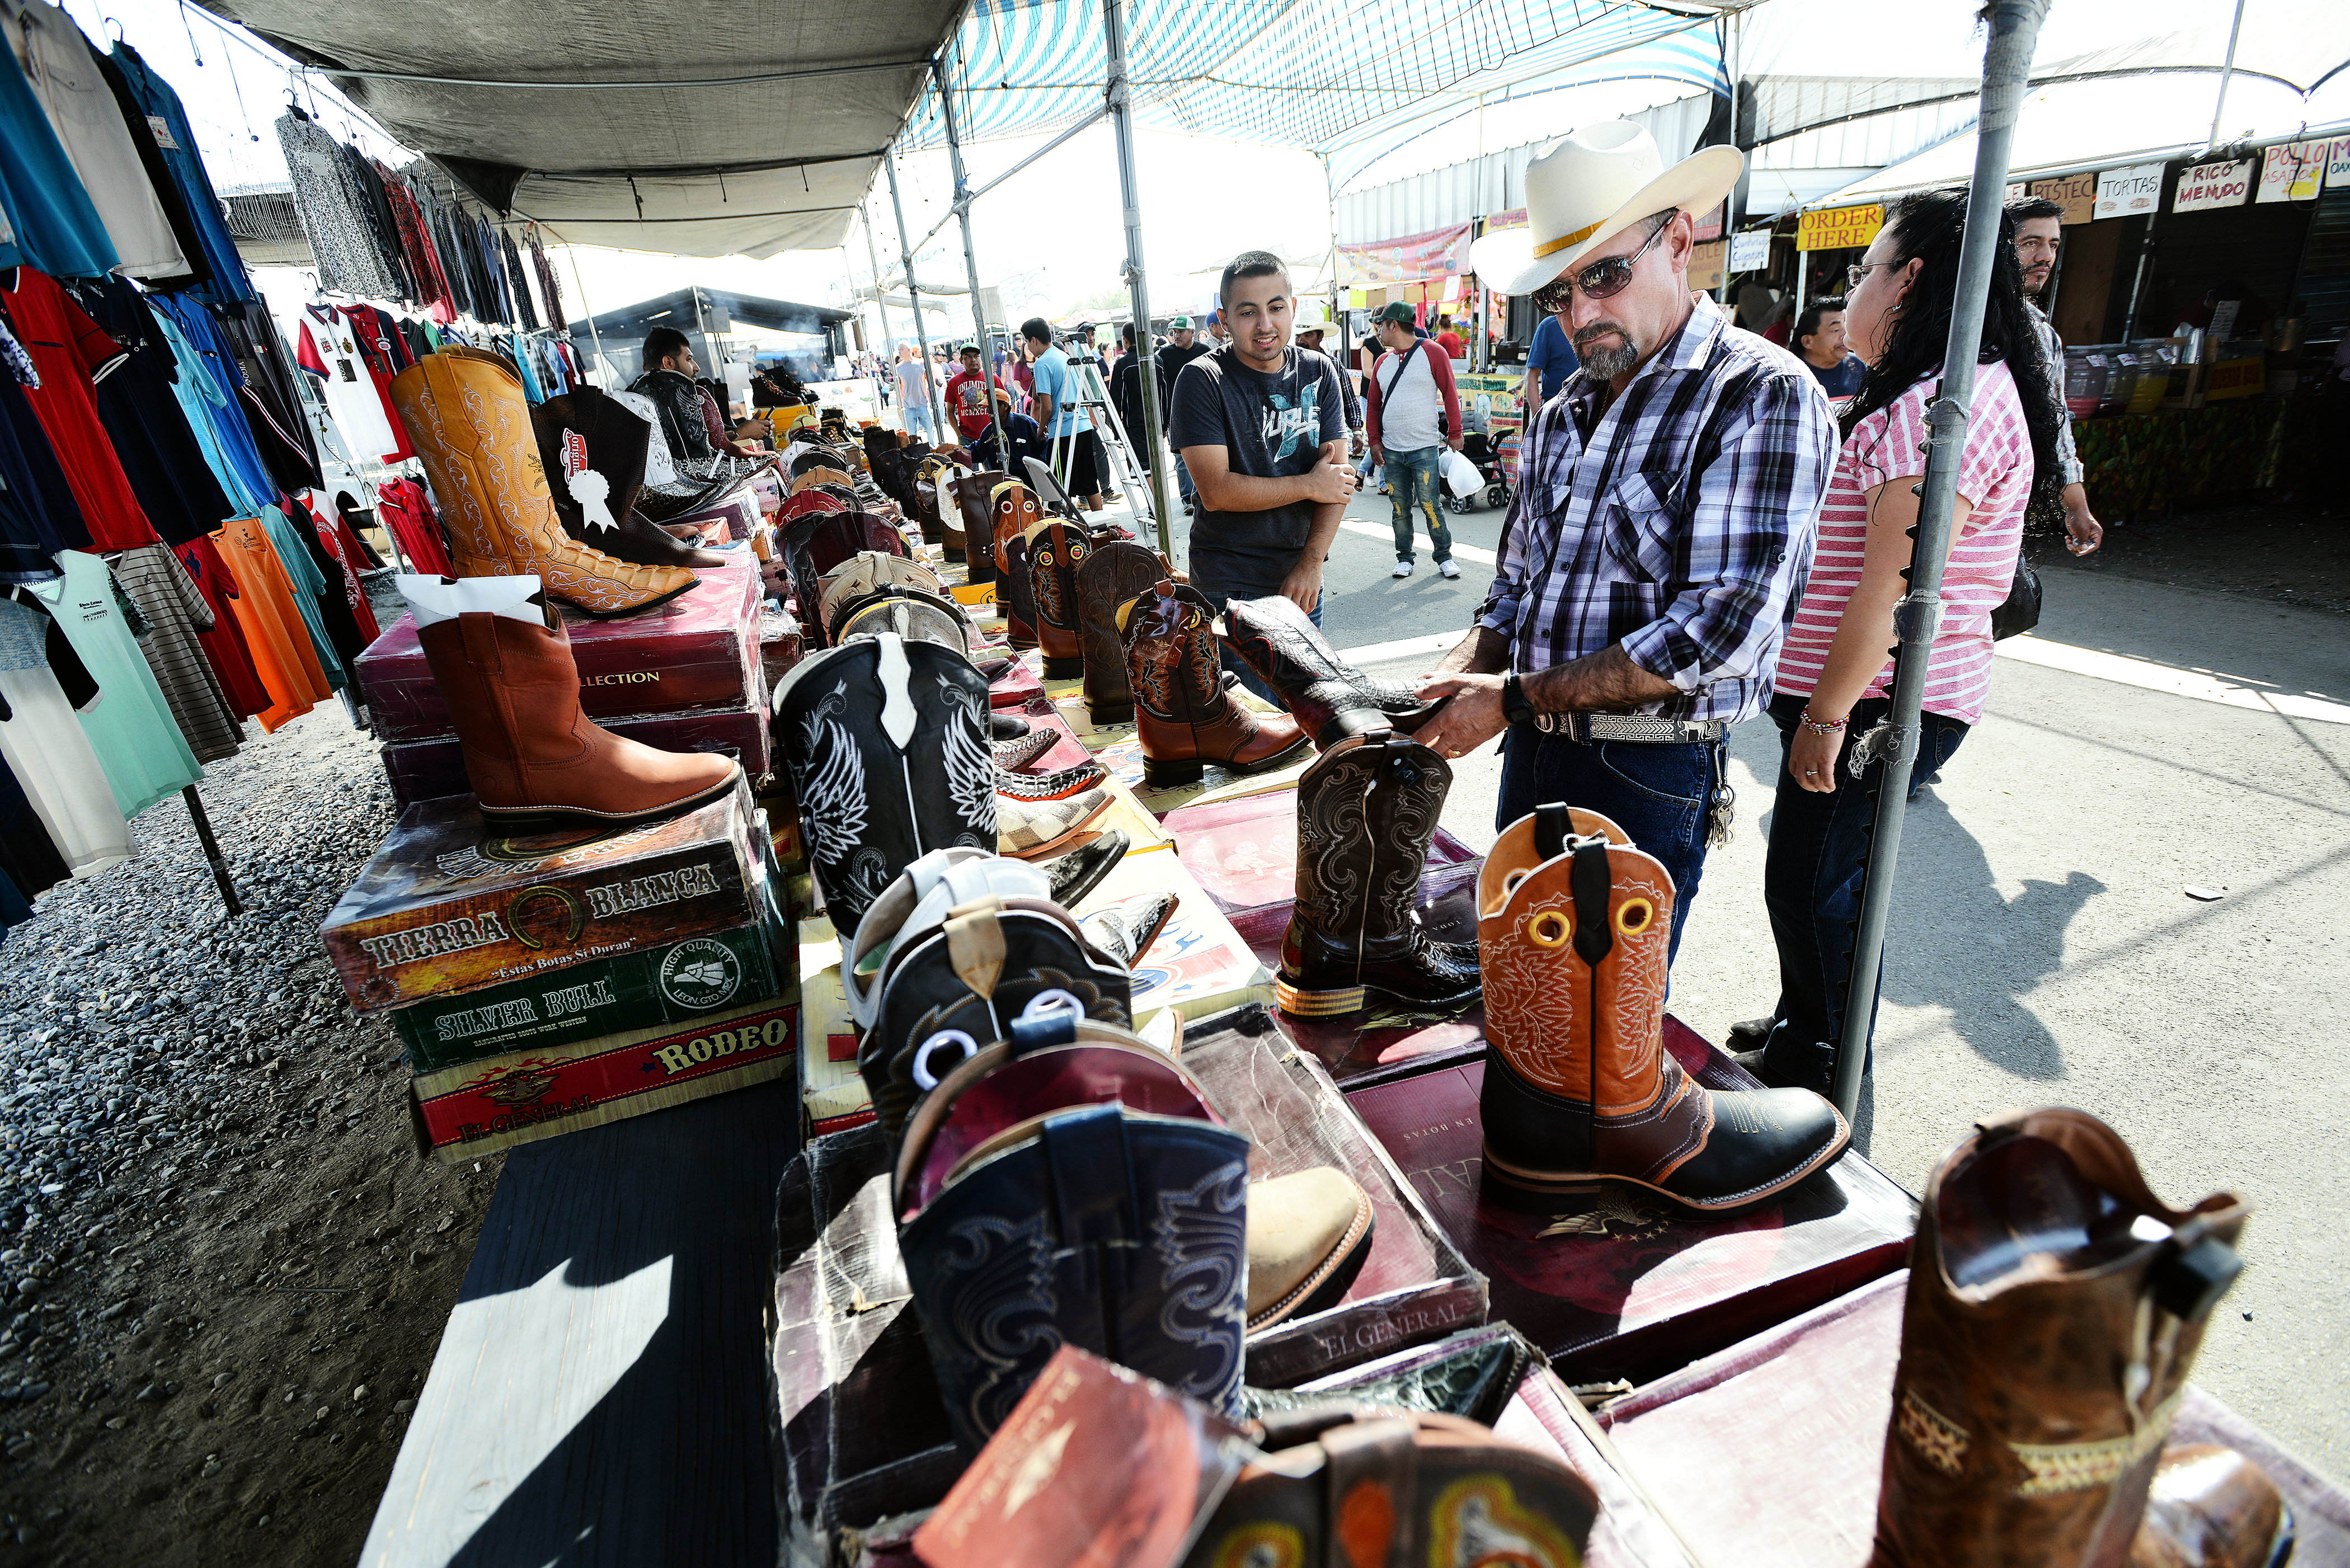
[1223,594,1446,748]
[770,633,997,936]
[530,388,726,567]
[1076,539,1167,725]
[1277,728,1480,1018]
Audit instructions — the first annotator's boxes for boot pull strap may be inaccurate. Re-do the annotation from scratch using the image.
[457,611,506,674]
[1318,1416,1419,1568]
[944,904,1007,997]
[1007,1002,1080,1058]
[1534,802,1572,862]
[1568,837,1616,969]
[1037,1104,1135,1248]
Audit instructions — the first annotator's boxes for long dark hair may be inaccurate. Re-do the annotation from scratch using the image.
[1841,187,2059,486]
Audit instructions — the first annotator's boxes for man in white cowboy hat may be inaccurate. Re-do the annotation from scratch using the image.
[1415,120,1837,959]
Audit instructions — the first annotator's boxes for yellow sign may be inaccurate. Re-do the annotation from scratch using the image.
[2027,173,2098,225]
[1798,204,1883,252]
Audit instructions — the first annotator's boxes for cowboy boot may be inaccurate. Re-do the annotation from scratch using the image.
[529,388,726,568]
[1120,581,1309,788]
[1224,592,1447,747]
[391,349,698,618]
[992,481,1042,648]
[1277,727,1480,1018]
[398,575,738,831]
[770,632,997,936]
[1075,540,1165,726]
[1244,1167,1376,1332]
[1479,802,1850,1215]
[1183,1409,1597,1568]
[2130,1445,2295,1568]
[1870,1110,2249,1568]
[953,470,1008,580]
[1024,517,1088,679]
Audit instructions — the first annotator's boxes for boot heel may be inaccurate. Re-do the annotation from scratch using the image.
[1477,1142,1606,1211]
[1087,700,1135,727]
[1142,756,1205,788]
[1042,656,1084,679]
[1274,976,1365,1018]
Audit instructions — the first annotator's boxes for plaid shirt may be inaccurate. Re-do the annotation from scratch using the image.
[1477,296,1836,724]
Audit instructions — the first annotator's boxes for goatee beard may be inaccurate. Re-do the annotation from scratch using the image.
[1580,338,1641,380]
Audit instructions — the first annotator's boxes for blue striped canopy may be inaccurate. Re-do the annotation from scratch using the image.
[904,0,1738,159]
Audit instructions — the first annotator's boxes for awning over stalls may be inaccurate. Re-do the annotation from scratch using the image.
[570,286,856,382]
[192,0,965,256]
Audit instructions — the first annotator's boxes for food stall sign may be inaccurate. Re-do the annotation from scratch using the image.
[2094,162,2165,219]
[2027,172,2098,224]
[1797,204,1882,252]
[1728,230,1771,271]
[2172,159,2253,213]
[2255,141,2326,204]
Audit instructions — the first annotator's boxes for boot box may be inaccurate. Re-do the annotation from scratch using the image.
[379,703,772,807]
[392,875,795,1071]
[408,992,798,1163]
[358,554,762,741]
[1594,1271,2350,1567]
[1344,1022,1917,1386]
[670,487,762,542]
[758,605,805,693]
[320,780,767,1013]
[1181,1002,1487,1389]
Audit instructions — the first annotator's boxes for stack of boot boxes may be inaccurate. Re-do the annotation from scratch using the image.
[318,779,799,1161]
[359,555,770,806]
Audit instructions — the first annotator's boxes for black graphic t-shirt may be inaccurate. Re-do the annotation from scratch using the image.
[1169,345,1346,602]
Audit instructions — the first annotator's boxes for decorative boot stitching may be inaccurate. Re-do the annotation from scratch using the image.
[1895,1387,1970,1477]
[2010,1391,2180,1496]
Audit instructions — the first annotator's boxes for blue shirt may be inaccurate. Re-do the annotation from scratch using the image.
[1807,353,1868,398]
[1030,345,1093,436]
[1525,314,1581,401]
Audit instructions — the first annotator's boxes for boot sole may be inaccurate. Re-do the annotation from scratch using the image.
[1041,656,1084,679]
[1273,974,1483,1019]
[551,576,701,620]
[477,765,742,835]
[1475,1114,1853,1219]
[1085,700,1135,727]
[1144,731,1314,789]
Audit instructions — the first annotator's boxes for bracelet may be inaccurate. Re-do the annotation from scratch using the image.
[1799,709,1848,736]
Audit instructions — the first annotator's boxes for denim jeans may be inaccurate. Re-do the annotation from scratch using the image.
[1496,726,1725,966]
[1757,693,1969,1081]
[903,402,934,440]
[1384,445,1453,563]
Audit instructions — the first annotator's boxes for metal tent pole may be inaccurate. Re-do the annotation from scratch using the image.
[564,244,607,384]
[181,785,242,918]
[1103,0,1172,554]
[932,53,1012,468]
[883,151,946,441]
[859,209,899,376]
[1829,0,2051,1122]
[2207,0,2248,149]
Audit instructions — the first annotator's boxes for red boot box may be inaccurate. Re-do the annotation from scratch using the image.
[358,555,761,741]
[1163,784,1482,916]
[1594,1271,2350,1566]
[1343,1022,1917,1385]
[379,703,772,807]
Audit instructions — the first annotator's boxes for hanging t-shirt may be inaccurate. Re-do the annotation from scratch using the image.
[210,514,330,731]
[1168,345,1346,601]
[113,542,242,762]
[0,592,129,877]
[0,265,162,549]
[297,304,404,464]
[172,536,271,722]
[0,16,118,277]
[29,551,202,817]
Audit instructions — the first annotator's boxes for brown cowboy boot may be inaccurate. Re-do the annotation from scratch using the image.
[1870,1109,2249,1568]
[1024,516,1088,679]
[2130,1444,2295,1568]
[1118,581,1308,788]
[1075,539,1165,726]
[990,481,1042,649]
[391,349,698,618]
[951,469,1007,580]
[1277,728,1480,1018]
[1479,803,1849,1215]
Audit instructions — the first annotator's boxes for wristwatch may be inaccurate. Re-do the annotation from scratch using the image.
[1502,670,1536,727]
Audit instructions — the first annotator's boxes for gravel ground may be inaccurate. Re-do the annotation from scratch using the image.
[0,700,505,1566]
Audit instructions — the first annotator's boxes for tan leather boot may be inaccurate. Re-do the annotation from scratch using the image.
[1870,1109,2249,1568]
[2130,1444,2294,1568]
[415,604,740,831]
[1117,581,1306,788]
[391,347,699,618]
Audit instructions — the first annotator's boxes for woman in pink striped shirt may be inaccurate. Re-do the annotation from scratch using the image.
[1735,188,2060,1093]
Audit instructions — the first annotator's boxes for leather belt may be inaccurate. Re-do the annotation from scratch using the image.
[1530,711,1726,744]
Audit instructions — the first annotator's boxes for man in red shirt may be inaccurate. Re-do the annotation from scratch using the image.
[943,345,1004,442]
[1434,319,1467,359]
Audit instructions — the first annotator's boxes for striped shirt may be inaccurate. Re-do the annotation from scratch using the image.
[1771,360,2029,726]
[1475,296,1835,724]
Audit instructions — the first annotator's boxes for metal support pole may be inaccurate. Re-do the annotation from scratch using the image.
[181,785,242,919]
[1793,246,1808,313]
[2121,215,2158,345]
[565,244,607,384]
[1830,0,2051,1122]
[933,54,1012,468]
[883,152,947,441]
[1717,13,1738,304]
[2207,0,2248,149]
[858,208,901,419]
[1103,0,1172,554]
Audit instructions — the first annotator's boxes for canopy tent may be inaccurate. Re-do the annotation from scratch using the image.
[192,0,965,256]
[568,286,854,383]
[900,0,1748,186]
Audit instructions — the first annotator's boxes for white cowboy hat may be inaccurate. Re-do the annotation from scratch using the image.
[1290,304,1333,335]
[1470,121,1743,298]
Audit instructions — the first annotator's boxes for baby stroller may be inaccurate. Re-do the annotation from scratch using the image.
[1441,430,1511,515]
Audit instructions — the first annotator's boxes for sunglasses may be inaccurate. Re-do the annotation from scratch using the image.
[1531,215,1674,313]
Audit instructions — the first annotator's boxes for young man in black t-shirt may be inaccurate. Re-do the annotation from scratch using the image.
[1169,252,1358,700]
